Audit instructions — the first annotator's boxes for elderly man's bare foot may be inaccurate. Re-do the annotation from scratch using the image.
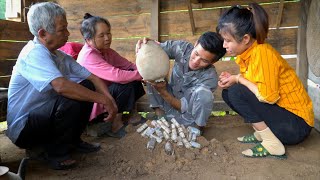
[111,113,124,133]
[154,108,165,118]
[126,113,147,126]
[127,113,142,124]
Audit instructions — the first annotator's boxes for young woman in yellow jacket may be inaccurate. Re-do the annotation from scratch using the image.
[217,3,314,158]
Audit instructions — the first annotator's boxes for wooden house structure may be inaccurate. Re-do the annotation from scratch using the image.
[0,0,319,130]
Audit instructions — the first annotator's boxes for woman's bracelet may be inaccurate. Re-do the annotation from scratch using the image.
[236,74,242,84]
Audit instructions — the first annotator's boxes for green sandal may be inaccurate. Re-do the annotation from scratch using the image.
[237,134,261,144]
[243,143,287,159]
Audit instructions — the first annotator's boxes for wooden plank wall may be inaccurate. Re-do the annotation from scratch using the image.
[0,20,33,87]
[57,0,299,105]
[0,0,300,88]
[0,0,39,87]
[58,0,299,61]
[0,0,300,112]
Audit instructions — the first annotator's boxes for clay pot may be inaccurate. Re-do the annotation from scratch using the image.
[136,41,170,82]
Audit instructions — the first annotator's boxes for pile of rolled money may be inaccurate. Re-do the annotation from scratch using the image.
[136,117,202,154]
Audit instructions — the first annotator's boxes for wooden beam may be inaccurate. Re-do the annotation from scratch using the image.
[150,0,159,41]
[0,20,33,40]
[275,0,285,28]
[0,42,27,59]
[297,0,312,89]
[186,0,196,35]
[0,60,16,76]
[20,0,26,22]
[0,76,11,88]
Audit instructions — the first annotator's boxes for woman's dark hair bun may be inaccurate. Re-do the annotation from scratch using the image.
[84,13,93,19]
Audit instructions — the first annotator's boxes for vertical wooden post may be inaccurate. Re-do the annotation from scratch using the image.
[150,0,159,41]
[297,0,311,89]
[187,0,196,35]
[275,0,284,29]
[21,0,26,22]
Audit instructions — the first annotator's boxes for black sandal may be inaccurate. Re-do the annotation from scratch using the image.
[130,116,147,126]
[47,155,77,170]
[106,126,126,138]
[76,141,101,153]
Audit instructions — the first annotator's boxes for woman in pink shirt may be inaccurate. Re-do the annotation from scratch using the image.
[77,13,145,137]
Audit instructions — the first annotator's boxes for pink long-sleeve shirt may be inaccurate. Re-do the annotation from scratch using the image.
[77,43,142,120]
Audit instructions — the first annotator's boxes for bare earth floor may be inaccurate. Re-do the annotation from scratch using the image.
[1,115,320,180]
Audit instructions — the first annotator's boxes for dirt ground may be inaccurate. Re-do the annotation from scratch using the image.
[0,114,319,180]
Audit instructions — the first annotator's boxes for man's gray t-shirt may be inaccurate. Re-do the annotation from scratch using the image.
[148,40,218,126]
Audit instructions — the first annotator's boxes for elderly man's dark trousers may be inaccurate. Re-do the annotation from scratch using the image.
[15,80,94,157]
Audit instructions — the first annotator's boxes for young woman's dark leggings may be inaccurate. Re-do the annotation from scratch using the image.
[222,84,312,145]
